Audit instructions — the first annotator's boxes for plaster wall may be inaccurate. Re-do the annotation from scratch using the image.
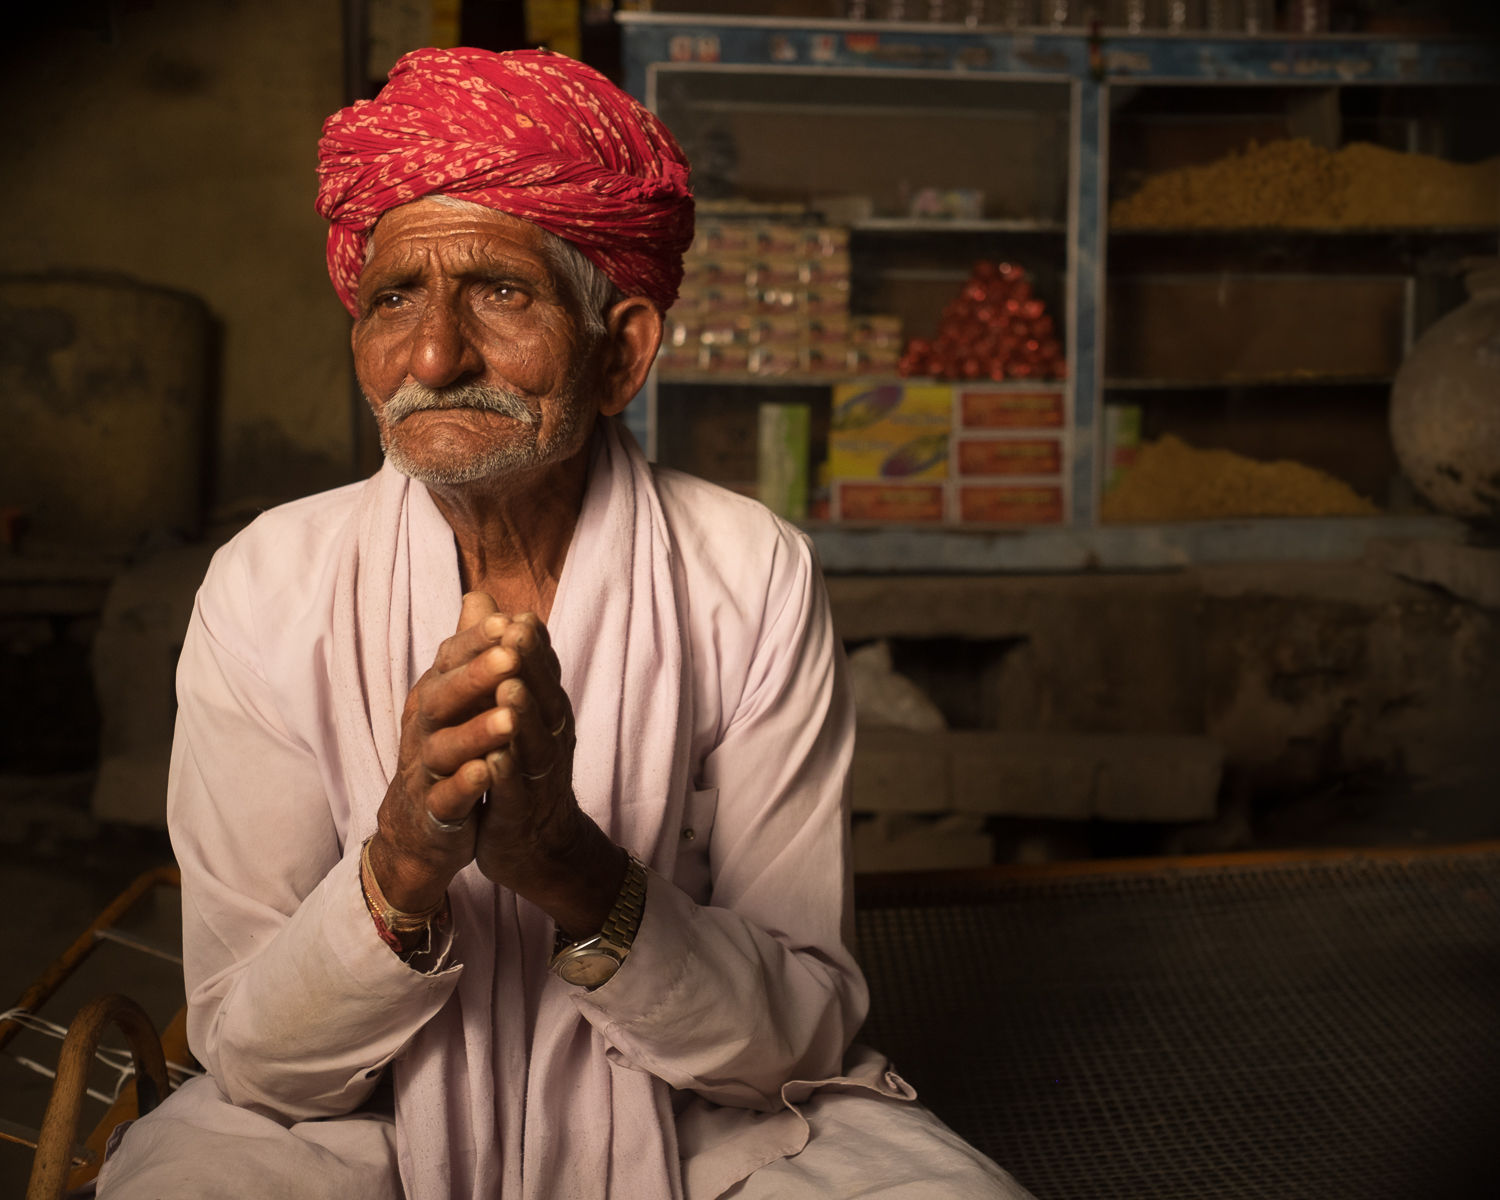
[1,1,354,511]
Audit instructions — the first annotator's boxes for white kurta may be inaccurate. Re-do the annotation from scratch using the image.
[102,421,918,1200]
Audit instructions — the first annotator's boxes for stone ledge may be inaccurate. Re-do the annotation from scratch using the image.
[852,729,1223,823]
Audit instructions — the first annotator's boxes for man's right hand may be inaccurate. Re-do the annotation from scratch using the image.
[366,591,518,913]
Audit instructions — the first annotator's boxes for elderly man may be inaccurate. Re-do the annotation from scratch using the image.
[99,48,1030,1200]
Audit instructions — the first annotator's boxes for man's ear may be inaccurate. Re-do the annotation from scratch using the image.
[597,297,663,417]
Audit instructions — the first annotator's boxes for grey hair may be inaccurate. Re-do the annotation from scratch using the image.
[542,230,627,340]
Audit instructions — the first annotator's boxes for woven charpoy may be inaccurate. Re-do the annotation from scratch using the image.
[853,848,1500,1200]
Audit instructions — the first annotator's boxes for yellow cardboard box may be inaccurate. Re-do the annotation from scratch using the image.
[828,383,951,481]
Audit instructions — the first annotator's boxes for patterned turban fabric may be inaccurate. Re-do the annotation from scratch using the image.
[315,47,695,316]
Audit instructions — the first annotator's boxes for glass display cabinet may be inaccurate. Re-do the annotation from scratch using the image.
[619,12,1499,570]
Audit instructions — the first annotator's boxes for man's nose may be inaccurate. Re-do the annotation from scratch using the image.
[408,296,484,388]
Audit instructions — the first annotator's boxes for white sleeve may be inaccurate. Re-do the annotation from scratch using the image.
[169,546,460,1122]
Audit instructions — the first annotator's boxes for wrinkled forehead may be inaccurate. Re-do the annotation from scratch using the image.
[365,197,549,262]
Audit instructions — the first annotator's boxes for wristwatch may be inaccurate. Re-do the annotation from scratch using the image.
[550,854,648,990]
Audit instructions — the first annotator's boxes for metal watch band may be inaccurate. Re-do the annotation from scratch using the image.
[600,853,648,954]
[552,853,648,960]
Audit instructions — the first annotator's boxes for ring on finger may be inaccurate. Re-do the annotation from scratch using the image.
[548,714,568,738]
[426,809,470,834]
[520,758,556,782]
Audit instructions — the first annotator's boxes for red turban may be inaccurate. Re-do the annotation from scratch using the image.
[315,47,694,316]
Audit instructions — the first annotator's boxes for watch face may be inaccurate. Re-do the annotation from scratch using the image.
[557,948,621,989]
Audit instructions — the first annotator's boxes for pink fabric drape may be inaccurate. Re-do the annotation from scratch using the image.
[332,422,691,1198]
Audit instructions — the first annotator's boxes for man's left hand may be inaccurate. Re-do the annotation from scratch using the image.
[475,610,628,938]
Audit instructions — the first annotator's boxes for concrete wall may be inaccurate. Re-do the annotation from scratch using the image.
[830,559,1500,863]
[1,1,354,512]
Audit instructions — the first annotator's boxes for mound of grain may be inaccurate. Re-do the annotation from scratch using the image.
[1100,434,1379,522]
[1111,138,1500,229]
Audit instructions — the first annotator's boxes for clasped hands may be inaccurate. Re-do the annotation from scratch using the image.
[367,592,626,939]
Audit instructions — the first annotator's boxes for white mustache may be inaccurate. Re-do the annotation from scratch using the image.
[383,382,539,426]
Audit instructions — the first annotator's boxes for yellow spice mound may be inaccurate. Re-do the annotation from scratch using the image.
[1100,434,1379,522]
[1111,138,1500,229]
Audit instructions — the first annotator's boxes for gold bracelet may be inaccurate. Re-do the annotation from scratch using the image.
[360,837,445,933]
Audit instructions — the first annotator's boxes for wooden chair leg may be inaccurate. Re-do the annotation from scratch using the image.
[26,995,169,1200]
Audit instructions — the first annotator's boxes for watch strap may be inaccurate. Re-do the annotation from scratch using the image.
[551,853,648,963]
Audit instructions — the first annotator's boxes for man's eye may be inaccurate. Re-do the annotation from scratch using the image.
[373,291,407,310]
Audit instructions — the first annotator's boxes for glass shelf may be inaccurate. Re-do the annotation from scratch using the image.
[1109,225,1499,237]
[1103,375,1393,390]
[802,515,1465,574]
[854,218,1067,234]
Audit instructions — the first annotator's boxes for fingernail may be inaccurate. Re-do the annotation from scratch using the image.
[489,709,513,735]
[483,615,508,639]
